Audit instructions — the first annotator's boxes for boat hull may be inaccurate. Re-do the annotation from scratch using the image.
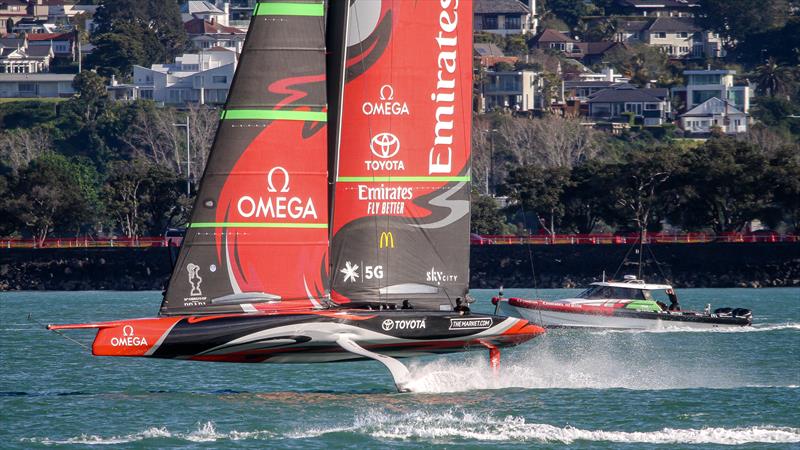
[497,298,751,330]
[50,310,544,363]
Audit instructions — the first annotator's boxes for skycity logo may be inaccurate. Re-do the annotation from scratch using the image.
[362,84,410,116]
[237,166,317,220]
[426,266,458,285]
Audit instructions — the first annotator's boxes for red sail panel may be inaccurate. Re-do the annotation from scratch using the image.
[160,1,329,315]
[330,0,473,309]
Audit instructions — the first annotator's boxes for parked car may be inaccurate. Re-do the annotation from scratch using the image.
[164,227,186,247]
[470,233,494,245]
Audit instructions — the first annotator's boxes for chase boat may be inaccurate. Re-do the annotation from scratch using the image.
[494,276,752,330]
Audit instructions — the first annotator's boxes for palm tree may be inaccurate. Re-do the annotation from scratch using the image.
[753,57,796,97]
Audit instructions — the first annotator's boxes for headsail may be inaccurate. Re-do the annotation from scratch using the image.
[329,0,473,309]
[161,0,329,315]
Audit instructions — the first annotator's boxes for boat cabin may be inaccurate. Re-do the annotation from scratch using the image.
[571,277,679,312]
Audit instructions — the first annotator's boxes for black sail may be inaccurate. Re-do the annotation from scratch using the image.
[160,0,330,316]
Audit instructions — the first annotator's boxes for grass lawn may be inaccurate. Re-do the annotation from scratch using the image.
[0,97,69,104]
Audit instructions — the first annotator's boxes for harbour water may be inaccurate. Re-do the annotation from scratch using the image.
[1,288,798,448]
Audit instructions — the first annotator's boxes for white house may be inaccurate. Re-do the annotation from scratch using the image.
[673,69,752,113]
[474,0,537,36]
[481,70,541,112]
[0,73,75,98]
[680,97,748,135]
[118,49,237,105]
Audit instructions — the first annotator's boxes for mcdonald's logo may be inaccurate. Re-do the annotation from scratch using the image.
[379,232,395,249]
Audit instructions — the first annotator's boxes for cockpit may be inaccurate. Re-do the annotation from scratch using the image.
[576,285,652,300]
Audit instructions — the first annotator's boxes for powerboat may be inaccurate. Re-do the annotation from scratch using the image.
[494,276,752,330]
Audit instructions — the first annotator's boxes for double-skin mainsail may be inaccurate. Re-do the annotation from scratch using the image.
[161,0,472,315]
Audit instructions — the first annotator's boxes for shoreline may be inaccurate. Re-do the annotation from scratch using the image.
[1,242,798,291]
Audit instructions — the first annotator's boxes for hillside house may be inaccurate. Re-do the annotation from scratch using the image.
[474,0,537,36]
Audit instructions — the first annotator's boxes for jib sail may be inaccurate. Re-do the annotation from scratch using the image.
[329,0,473,309]
[160,0,329,315]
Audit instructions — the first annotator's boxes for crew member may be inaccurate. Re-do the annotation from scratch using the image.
[667,289,681,311]
[401,299,412,310]
[454,297,470,315]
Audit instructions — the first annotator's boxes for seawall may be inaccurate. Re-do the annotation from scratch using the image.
[1,243,798,291]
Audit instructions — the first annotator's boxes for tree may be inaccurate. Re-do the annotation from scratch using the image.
[544,0,597,29]
[0,127,54,173]
[502,165,571,236]
[764,146,800,231]
[606,146,682,236]
[753,58,797,98]
[89,0,187,77]
[6,154,101,244]
[668,139,771,233]
[562,160,615,234]
[471,190,511,235]
[696,0,789,44]
[601,44,668,86]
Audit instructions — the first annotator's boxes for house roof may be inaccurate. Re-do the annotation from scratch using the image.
[533,29,576,44]
[681,97,744,117]
[617,0,699,9]
[575,41,624,56]
[617,20,650,33]
[184,18,245,35]
[26,46,53,57]
[26,32,73,41]
[474,43,505,57]
[0,73,75,82]
[588,86,665,103]
[566,80,627,89]
[181,1,225,15]
[0,37,25,48]
[474,0,530,15]
[647,17,700,33]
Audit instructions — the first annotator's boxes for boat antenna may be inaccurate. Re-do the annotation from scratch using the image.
[611,238,639,281]
[637,227,646,279]
[518,196,538,295]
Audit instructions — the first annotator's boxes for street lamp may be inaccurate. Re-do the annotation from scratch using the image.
[173,116,191,195]
[482,128,498,196]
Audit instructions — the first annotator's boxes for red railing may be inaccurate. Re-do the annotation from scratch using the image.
[1,237,175,249]
[2,233,798,249]
[476,233,799,245]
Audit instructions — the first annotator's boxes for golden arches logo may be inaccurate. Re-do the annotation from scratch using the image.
[379,232,395,249]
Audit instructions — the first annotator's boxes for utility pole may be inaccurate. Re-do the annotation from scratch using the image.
[173,116,191,195]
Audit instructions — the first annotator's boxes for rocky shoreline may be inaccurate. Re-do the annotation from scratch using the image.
[1,243,798,292]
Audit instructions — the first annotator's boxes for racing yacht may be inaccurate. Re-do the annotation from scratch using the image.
[48,0,544,391]
[494,276,752,330]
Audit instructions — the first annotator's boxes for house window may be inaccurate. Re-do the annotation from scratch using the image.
[505,15,521,30]
[680,46,690,53]
[678,32,688,38]
[18,82,36,94]
[141,90,153,100]
[212,75,227,83]
[655,32,666,38]
[644,103,659,110]
[483,15,498,30]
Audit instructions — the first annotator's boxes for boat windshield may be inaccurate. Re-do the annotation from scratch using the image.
[576,286,651,300]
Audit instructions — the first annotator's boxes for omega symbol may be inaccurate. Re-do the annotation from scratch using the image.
[267,166,291,193]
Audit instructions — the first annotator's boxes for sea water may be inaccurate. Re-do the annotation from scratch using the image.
[1,288,798,448]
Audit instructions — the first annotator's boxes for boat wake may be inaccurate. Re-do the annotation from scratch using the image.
[21,422,276,445]
[586,323,800,335]
[401,334,787,392]
[23,413,800,445]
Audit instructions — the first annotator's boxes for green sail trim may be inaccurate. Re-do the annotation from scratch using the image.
[221,109,328,122]
[337,176,471,183]
[190,222,328,229]
[254,2,324,16]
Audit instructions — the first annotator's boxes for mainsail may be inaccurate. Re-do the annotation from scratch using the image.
[161,0,329,315]
[329,0,473,309]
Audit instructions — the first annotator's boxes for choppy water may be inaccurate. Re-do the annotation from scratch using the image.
[1,288,798,448]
